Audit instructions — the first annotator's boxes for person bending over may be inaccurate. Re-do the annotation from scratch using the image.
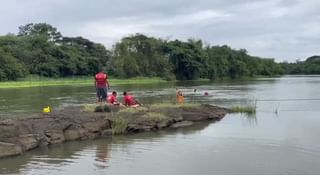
[123,91,142,108]
[107,91,121,105]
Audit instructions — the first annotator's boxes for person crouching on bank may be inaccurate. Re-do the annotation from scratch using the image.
[123,91,142,108]
[107,91,122,106]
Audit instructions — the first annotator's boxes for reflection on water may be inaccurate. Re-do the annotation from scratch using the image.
[0,122,212,175]
[94,144,110,169]
[240,113,258,127]
[1,75,320,175]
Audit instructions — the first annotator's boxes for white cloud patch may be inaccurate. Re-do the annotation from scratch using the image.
[79,9,232,46]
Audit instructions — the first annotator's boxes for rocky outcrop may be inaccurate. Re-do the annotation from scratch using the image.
[0,107,110,158]
[0,104,228,158]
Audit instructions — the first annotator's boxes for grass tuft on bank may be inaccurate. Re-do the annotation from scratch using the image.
[149,103,201,110]
[230,100,257,114]
[230,99,257,114]
[83,104,99,112]
[83,102,204,135]
[230,106,256,114]
[142,112,168,122]
[111,117,129,135]
[118,107,149,113]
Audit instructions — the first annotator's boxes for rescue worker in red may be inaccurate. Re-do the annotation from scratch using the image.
[95,71,110,103]
[107,91,121,105]
[123,91,142,107]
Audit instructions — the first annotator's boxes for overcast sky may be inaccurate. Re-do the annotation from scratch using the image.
[1,0,320,61]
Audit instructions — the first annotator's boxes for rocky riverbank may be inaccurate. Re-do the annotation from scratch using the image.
[0,104,229,158]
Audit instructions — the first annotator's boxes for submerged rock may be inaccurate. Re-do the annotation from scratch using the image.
[0,142,23,157]
[170,121,194,128]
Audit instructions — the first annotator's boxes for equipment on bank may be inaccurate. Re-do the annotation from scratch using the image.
[43,106,51,113]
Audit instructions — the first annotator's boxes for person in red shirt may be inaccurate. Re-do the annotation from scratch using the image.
[123,91,142,107]
[95,71,110,103]
[107,91,121,105]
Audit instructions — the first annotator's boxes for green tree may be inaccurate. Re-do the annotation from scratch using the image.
[111,34,173,78]
[164,39,207,80]
[18,23,62,42]
[0,48,26,80]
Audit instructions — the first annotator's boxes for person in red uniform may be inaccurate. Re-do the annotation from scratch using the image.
[123,91,142,107]
[107,91,121,105]
[95,71,110,102]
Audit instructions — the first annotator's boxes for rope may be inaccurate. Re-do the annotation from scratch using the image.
[256,98,320,102]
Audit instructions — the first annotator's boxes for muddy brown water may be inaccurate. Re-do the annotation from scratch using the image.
[1,75,320,175]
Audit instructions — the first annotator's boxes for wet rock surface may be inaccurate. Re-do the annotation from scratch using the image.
[170,121,194,128]
[0,104,228,158]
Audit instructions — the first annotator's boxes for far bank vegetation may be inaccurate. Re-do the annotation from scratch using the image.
[0,23,286,82]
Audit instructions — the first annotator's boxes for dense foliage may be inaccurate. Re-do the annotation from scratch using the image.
[281,56,320,74]
[0,23,285,81]
[0,23,110,80]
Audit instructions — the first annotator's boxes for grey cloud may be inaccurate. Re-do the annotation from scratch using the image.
[1,0,319,61]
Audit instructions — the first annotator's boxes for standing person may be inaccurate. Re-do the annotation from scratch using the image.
[123,91,142,108]
[176,90,184,105]
[95,71,110,103]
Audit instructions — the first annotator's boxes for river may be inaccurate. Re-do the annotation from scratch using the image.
[1,75,320,175]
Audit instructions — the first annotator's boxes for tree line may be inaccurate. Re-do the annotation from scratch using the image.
[109,33,283,80]
[1,22,311,81]
[281,56,320,74]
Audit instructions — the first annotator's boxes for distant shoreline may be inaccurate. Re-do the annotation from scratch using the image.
[0,77,166,89]
[0,75,290,89]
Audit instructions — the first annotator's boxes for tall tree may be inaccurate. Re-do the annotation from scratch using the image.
[0,48,26,80]
[18,23,62,42]
[164,39,207,80]
[111,34,173,79]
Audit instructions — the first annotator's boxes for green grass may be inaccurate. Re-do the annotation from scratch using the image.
[149,103,201,110]
[0,76,166,89]
[142,112,168,122]
[111,110,168,135]
[84,102,202,135]
[230,100,257,114]
[230,99,257,114]
[116,103,201,114]
[230,106,256,114]
[118,106,149,113]
[83,104,99,112]
[111,117,129,135]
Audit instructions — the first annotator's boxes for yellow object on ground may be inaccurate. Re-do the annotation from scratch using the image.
[43,106,51,113]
